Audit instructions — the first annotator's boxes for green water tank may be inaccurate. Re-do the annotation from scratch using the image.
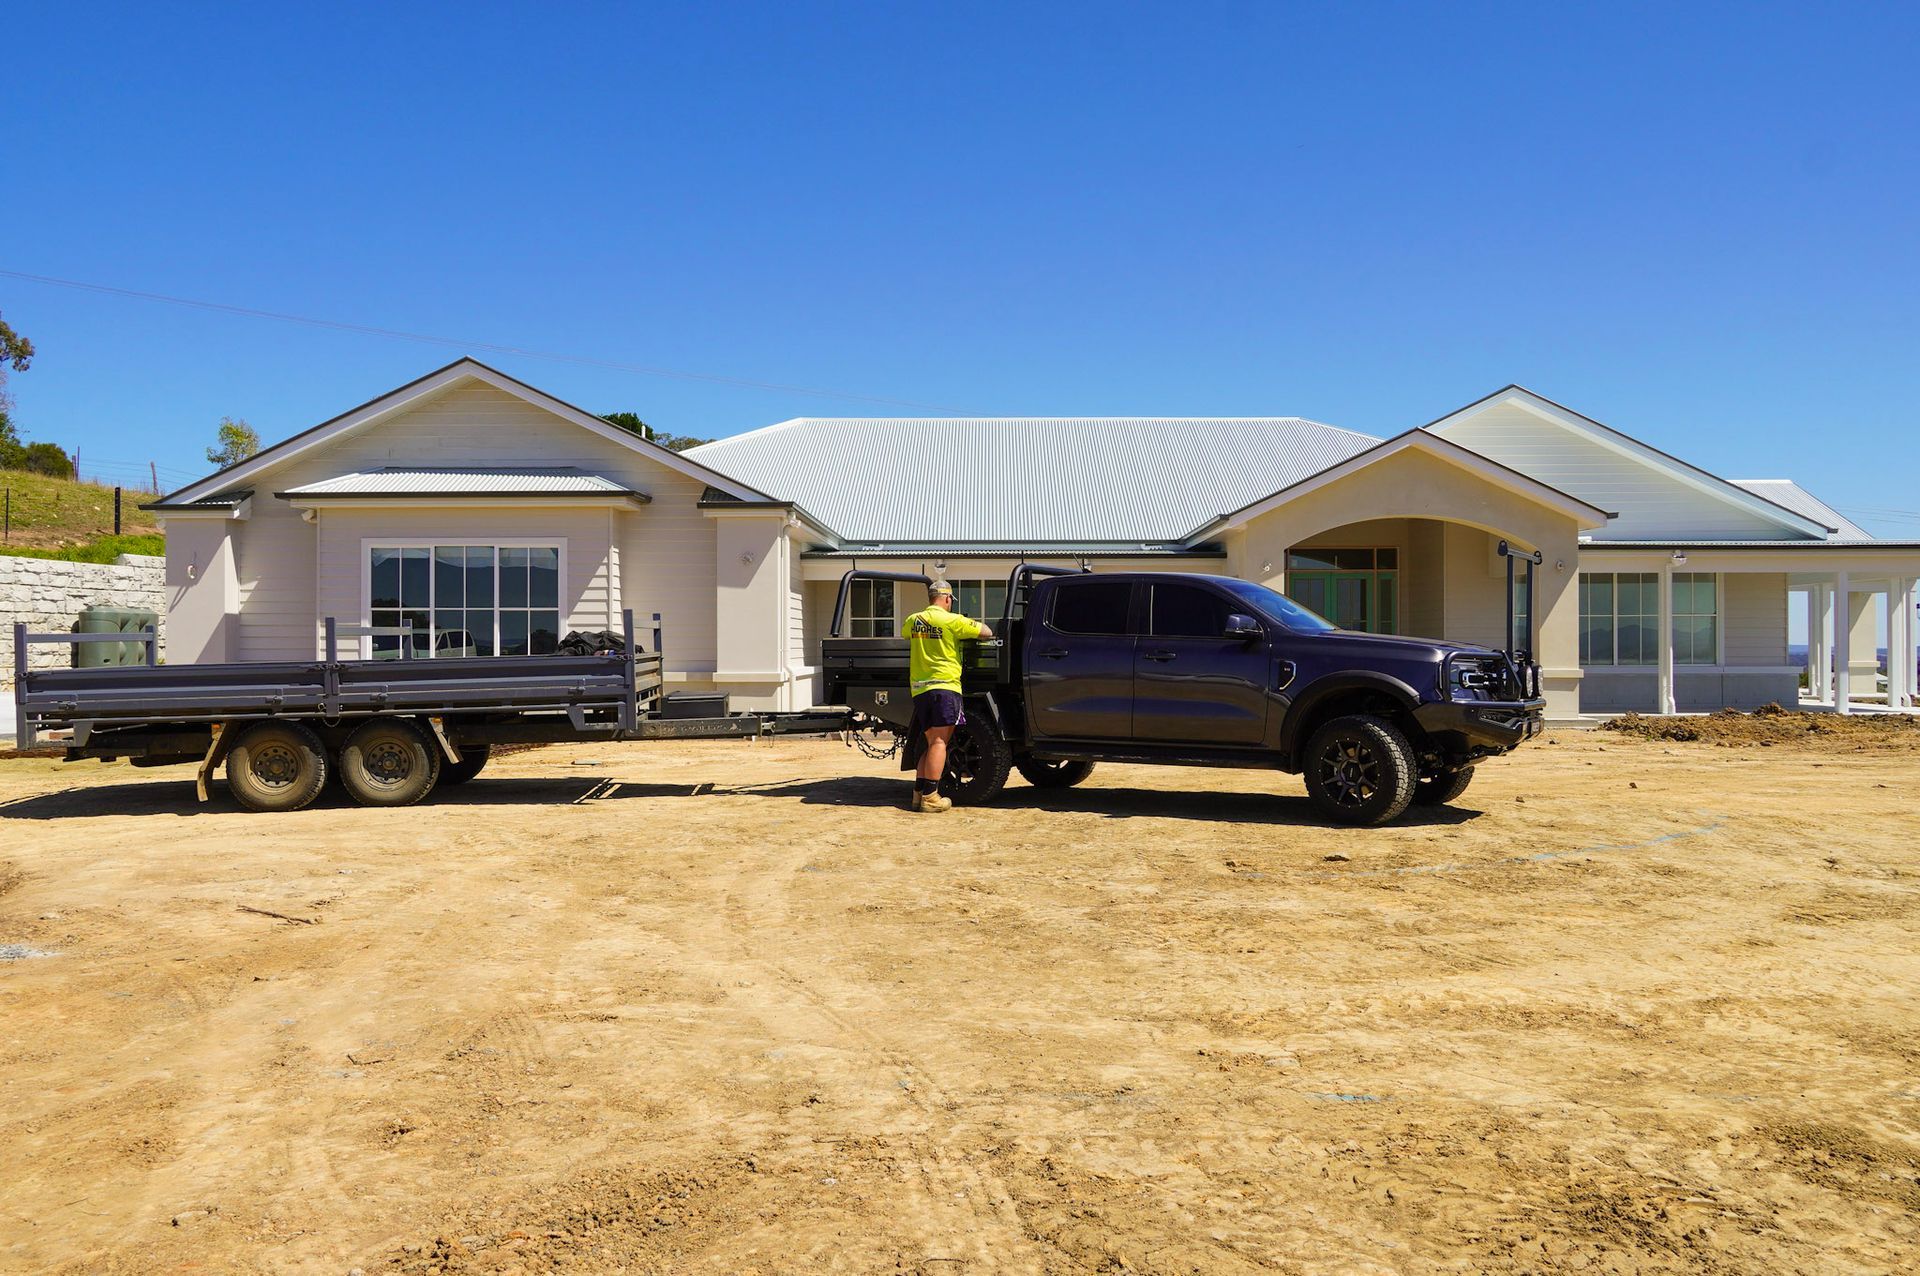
[71,605,159,668]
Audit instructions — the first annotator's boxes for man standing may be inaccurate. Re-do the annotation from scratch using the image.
[902,579,993,812]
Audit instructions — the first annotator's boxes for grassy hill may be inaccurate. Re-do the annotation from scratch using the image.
[1,469,163,558]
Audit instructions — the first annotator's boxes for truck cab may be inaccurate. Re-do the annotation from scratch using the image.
[822,566,1545,825]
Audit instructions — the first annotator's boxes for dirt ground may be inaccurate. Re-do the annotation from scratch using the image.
[1,731,1916,1275]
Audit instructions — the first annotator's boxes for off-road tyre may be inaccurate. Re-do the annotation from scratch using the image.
[226,721,329,813]
[1302,714,1417,826]
[339,718,442,808]
[439,742,491,786]
[941,711,1014,806]
[1015,757,1097,789]
[1413,766,1475,807]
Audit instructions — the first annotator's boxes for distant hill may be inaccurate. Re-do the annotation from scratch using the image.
[0,469,162,554]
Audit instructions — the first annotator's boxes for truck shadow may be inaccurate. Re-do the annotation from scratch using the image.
[0,775,1483,827]
[709,775,1485,827]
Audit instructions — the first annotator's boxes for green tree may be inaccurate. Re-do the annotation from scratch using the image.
[600,410,709,452]
[20,439,71,477]
[206,416,261,467]
[0,407,23,468]
[0,309,34,408]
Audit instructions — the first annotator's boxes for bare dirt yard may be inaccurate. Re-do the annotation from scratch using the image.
[1,729,1916,1274]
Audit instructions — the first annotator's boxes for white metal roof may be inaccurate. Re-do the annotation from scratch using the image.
[1730,480,1870,539]
[686,417,1381,543]
[279,467,640,497]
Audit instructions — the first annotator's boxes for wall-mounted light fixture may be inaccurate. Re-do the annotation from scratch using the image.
[1672,549,1689,566]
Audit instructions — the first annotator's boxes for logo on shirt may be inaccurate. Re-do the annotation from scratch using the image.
[910,617,942,638]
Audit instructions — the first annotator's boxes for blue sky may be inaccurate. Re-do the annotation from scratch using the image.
[3,2,1916,547]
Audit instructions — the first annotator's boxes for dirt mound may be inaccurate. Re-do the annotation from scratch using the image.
[1600,704,1920,749]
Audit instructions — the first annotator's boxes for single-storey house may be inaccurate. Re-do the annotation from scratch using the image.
[150,358,1920,720]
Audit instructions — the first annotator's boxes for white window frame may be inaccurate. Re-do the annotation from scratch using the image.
[847,577,897,638]
[1580,569,1722,668]
[359,537,569,659]
[952,578,1009,626]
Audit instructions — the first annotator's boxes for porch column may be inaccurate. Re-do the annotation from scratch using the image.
[1833,571,1851,715]
[1657,561,1677,714]
[1817,583,1837,704]
[1893,578,1915,709]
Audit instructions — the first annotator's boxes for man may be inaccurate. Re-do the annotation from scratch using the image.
[902,579,993,812]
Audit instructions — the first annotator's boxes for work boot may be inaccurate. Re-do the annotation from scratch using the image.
[911,789,953,813]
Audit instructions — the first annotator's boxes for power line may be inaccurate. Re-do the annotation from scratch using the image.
[0,267,969,412]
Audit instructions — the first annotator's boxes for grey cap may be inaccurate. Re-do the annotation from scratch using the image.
[928,578,953,598]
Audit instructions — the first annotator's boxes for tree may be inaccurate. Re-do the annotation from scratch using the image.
[600,411,710,452]
[20,440,71,477]
[0,309,34,409]
[206,416,261,467]
[0,408,23,469]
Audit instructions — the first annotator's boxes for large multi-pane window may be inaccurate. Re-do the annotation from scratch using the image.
[1579,571,1717,666]
[846,578,895,637]
[953,579,1009,625]
[369,544,561,658]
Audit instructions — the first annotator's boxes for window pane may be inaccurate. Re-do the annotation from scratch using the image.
[499,610,529,656]
[371,549,401,609]
[402,608,430,657]
[984,582,1008,620]
[400,548,430,608]
[874,580,893,614]
[1378,575,1398,635]
[371,609,401,659]
[434,610,467,658]
[435,547,465,607]
[1617,576,1640,618]
[1287,550,1338,572]
[500,547,530,607]
[528,547,559,608]
[1151,583,1232,637]
[529,611,561,655]
[1677,616,1715,665]
[466,609,496,657]
[1050,580,1133,635]
[466,546,495,607]
[1376,548,1398,569]
[1331,548,1375,571]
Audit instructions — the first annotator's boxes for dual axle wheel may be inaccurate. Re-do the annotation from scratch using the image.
[223,719,489,813]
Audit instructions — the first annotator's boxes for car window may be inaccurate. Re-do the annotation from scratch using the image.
[1150,583,1235,638]
[1049,580,1134,635]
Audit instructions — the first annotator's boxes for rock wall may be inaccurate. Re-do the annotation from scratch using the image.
[0,553,166,682]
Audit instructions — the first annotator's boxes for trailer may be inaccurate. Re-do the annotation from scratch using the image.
[11,612,851,812]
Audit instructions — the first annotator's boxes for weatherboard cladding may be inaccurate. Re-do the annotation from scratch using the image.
[280,467,637,496]
[685,417,1381,543]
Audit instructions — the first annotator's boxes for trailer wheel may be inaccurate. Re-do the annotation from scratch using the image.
[1015,757,1096,789]
[339,719,441,807]
[1302,714,1417,826]
[226,721,329,813]
[439,742,491,786]
[941,714,1013,806]
[1413,766,1475,807]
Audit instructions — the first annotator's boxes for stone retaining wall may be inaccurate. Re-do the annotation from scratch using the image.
[0,553,166,682]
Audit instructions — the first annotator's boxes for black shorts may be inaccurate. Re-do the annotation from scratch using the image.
[909,689,966,734]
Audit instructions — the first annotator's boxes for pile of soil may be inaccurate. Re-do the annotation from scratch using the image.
[1601,702,1920,749]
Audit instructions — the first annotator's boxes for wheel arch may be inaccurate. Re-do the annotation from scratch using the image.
[1280,674,1425,765]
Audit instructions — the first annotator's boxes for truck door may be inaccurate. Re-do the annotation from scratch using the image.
[1132,581,1270,745]
[1025,578,1138,741]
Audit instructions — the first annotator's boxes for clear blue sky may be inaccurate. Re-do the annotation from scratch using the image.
[3,3,1916,547]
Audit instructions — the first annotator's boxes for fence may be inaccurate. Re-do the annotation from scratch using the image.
[0,553,166,683]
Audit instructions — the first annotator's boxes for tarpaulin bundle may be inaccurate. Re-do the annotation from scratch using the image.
[556,629,636,656]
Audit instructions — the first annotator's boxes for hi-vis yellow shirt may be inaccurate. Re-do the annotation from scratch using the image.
[902,606,984,695]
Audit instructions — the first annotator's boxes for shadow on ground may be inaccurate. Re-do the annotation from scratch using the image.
[0,772,1482,828]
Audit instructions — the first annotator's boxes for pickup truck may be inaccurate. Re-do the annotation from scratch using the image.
[822,565,1546,825]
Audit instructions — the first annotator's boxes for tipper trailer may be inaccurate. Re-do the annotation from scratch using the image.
[11,613,850,812]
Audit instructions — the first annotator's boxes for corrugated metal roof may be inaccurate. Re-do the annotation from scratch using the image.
[280,467,639,497]
[686,418,1381,542]
[1730,480,1870,540]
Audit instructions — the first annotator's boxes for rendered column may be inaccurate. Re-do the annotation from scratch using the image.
[1833,572,1851,715]
[1657,563,1676,714]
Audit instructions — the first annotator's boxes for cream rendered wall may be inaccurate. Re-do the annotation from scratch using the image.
[175,379,727,679]
[1434,401,1799,540]
[1848,589,1880,684]
[1724,572,1788,666]
[1230,447,1585,717]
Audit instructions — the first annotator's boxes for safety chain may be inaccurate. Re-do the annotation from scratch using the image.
[846,727,902,761]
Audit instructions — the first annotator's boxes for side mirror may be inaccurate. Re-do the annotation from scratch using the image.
[1224,613,1263,640]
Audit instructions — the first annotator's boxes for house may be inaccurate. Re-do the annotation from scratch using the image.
[149,359,1920,719]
